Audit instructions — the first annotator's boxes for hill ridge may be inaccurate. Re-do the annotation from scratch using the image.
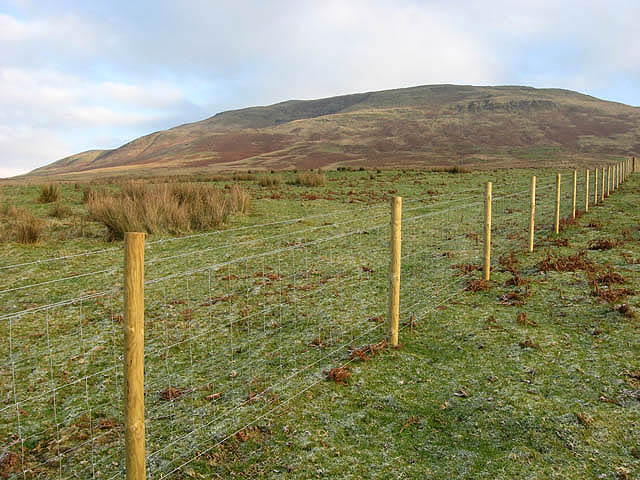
[26,84,640,178]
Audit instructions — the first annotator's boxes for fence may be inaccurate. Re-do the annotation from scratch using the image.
[1,160,634,479]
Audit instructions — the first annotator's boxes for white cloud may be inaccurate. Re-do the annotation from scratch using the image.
[0,66,197,172]
[1,0,640,173]
[0,124,70,176]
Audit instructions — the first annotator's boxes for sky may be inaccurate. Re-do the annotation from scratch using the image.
[1,0,639,177]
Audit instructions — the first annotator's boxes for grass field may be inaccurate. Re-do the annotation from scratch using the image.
[1,165,638,479]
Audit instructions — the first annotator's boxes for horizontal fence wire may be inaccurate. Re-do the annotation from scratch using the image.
[1,167,626,479]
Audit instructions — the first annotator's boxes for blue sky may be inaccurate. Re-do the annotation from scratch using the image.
[1,0,639,177]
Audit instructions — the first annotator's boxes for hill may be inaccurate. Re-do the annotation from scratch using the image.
[26,84,640,177]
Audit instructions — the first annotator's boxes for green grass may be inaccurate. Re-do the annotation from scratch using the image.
[0,167,638,479]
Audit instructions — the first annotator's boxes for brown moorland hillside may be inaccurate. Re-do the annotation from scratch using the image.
[25,84,640,178]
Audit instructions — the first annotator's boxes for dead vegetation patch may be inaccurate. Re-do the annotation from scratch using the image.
[519,338,541,350]
[349,340,387,361]
[576,412,594,427]
[505,274,530,287]
[625,370,640,389]
[537,251,595,273]
[499,286,531,306]
[588,238,620,251]
[595,268,626,285]
[235,426,271,443]
[517,312,537,327]
[498,251,520,275]
[309,337,327,348]
[616,303,636,319]
[159,386,189,401]
[484,315,505,331]
[464,278,490,292]
[325,366,351,384]
[549,237,569,247]
[0,452,19,478]
[452,263,481,275]
[591,282,635,303]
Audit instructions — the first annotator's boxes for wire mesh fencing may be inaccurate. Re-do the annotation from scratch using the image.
[1,249,125,479]
[1,164,632,479]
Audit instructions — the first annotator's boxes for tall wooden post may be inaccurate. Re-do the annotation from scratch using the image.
[572,170,577,219]
[388,197,402,347]
[529,176,536,253]
[601,167,605,202]
[124,232,146,480]
[555,174,561,234]
[607,166,611,197]
[585,169,589,213]
[627,159,630,180]
[594,168,598,205]
[483,182,492,281]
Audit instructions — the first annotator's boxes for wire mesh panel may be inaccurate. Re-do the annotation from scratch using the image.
[1,252,125,479]
[532,173,559,237]
[139,206,390,478]
[400,195,484,324]
[2,167,604,479]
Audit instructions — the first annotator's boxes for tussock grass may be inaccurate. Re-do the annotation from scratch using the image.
[49,202,73,218]
[290,172,327,187]
[3,206,44,243]
[257,174,282,187]
[38,183,62,203]
[87,182,251,239]
[432,166,472,174]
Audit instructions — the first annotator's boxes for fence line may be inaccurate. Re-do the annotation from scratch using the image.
[1,162,633,479]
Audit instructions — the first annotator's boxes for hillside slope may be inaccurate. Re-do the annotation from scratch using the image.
[28,85,640,177]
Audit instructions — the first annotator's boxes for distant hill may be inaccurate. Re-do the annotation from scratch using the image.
[26,84,640,177]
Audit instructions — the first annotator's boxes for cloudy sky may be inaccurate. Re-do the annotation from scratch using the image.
[1,0,639,177]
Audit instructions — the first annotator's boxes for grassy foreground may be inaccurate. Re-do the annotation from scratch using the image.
[1,167,638,479]
[185,173,640,479]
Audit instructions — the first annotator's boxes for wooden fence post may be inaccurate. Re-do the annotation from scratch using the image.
[483,182,492,281]
[594,168,598,205]
[627,159,630,179]
[618,163,621,188]
[124,232,146,480]
[529,176,536,253]
[555,174,561,234]
[572,170,577,219]
[607,166,611,197]
[584,169,589,213]
[601,166,605,202]
[388,197,402,347]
